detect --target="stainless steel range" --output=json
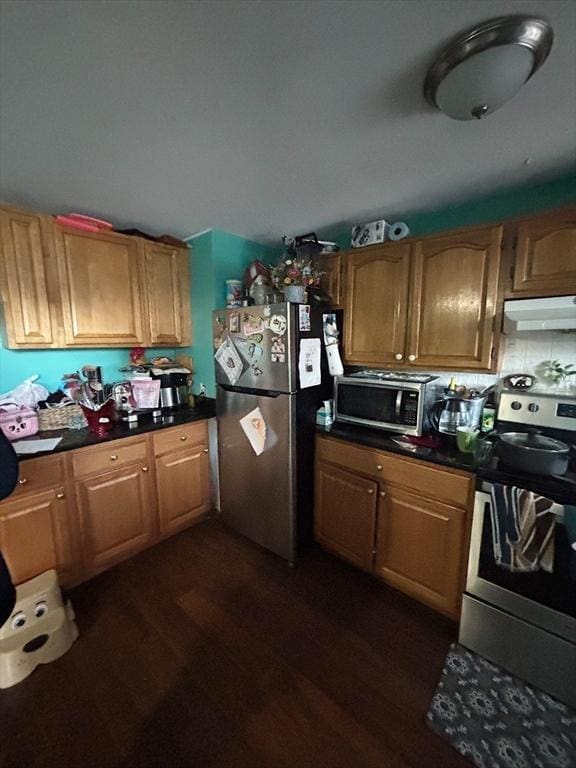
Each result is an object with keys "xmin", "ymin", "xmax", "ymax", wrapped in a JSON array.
[{"xmin": 459, "ymin": 391, "xmax": 576, "ymax": 708}]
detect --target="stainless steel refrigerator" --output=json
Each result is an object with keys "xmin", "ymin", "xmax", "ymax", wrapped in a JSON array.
[{"xmin": 213, "ymin": 302, "xmax": 339, "ymax": 563}]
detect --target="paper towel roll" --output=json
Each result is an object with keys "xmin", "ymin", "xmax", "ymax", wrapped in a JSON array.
[{"xmin": 388, "ymin": 222, "xmax": 410, "ymax": 241}]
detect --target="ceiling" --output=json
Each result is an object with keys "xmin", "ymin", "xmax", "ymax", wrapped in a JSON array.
[{"xmin": 1, "ymin": 0, "xmax": 575, "ymax": 245}]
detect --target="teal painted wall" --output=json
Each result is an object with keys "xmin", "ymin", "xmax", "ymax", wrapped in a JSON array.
[
  {"xmin": 324, "ymin": 169, "xmax": 576, "ymax": 247},
  {"xmin": 0, "ymin": 341, "xmax": 177, "ymax": 395},
  {"xmin": 188, "ymin": 229, "xmax": 278, "ymax": 398}
]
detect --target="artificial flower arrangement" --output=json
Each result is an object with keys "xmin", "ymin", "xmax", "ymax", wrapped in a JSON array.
[
  {"xmin": 271, "ymin": 237, "xmax": 324, "ymax": 288},
  {"xmin": 271, "ymin": 256, "xmax": 324, "ymax": 287}
]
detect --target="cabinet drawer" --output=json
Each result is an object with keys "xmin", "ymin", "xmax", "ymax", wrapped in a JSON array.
[
  {"xmin": 72, "ymin": 437, "xmax": 148, "ymax": 478},
  {"xmin": 152, "ymin": 421, "xmax": 208, "ymax": 457},
  {"xmin": 316, "ymin": 435, "xmax": 472, "ymax": 508},
  {"xmin": 12, "ymin": 454, "xmax": 64, "ymax": 498}
]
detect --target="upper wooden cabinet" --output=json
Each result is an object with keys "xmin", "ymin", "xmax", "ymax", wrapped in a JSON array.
[
  {"xmin": 344, "ymin": 242, "xmax": 412, "ymax": 366},
  {"xmin": 509, "ymin": 209, "xmax": 576, "ymax": 297},
  {"xmin": 342, "ymin": 225, "xmax": 503, "ymax": 371},
  {"xmin": 406, "ymin": 225, "xmax": 503, "ymax": 370},
  {"xmin": 0, "ymin": 207, "xmax": 55, "ymax": 347},
  {"xmin": 144, "ymin": 241, "xmax": 192, "ymax": 346},
  {"xmin": 54, "ymin": 226, "xmax": 147, "ymax": 346},
  {"xmin": 0, "ymin": 204, "xmax": 192, "ymax": 348},
  {"xmin": 317, "ymin": 252, "xmax": 343, "ymax": 307}
]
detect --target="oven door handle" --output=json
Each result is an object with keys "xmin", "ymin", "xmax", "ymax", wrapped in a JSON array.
[{"xmin": 395, "ymin": 390, "xmax": 402, "ymax": 422}]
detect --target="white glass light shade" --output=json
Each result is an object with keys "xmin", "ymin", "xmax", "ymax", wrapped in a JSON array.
[{"xmin": 435, "ymin": 44, "xmax": 534, "ymax": 120}]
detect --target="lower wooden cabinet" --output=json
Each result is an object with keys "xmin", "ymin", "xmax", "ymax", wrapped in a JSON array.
[
  {"xmin": 374, "ymin": 487, "xmax": 469, "ymax": 617},
  {"xmin": 314, "ymin": 435, "xmax": 473, "ymax": 619},
  {"xmin": 0, "ymin": 486, "xmax": 74, "ymax": 585},
  {"xmin": 76, "ymin": 464, "xmax": 154, "ymax": 574},
  {"xmin": 314, "ymin": 462, "xmax": 377, "ymax": 571},
  {"xmin": 0, "ymin": 420, "xmax": 212, "ymax": 587},
  {"xmin": 155, "ymin": 445, "xmax": 210, "ymax": 536}
]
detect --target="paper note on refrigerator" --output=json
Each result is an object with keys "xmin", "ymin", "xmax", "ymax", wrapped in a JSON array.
[
  {"xmin": 239, "ymin": 407, "xmax": 267, "ymax": 456},
  {"xmin": 298, "ymin": 338, "xmax": 321, "ymax": 388},
  {"xmin": 214, "ymin": 336, "xmax": 243, "ymax": 386},
  {"xmin": 322, "ymin": 313, "xmax": 344, "ymax": 376}
]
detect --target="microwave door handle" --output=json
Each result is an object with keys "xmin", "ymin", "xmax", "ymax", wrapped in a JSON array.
[{"xmin": 395, "ymin": 390, "xmax": 402, "ymax": 421}]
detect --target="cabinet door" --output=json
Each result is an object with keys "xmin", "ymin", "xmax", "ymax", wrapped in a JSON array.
[
  {"xmin": 144, "ymin": 242, "xmax": 192, "ymax": 346},
  {"xmin": 512, "ymin": 210, "xmax": 576, "ymax": 297},
  {"xmin": 344, "ymin": 243, "xmax": 411, "ymax": 366},
  {"xmin": 155, "ymin": 445, "xmax": 210, "ymax": 536},
  {"xmin": 407, "ymin": 226, "xmax": 502, "ymax": 370},
  {"xmin": 314, "ymin": 462, "xmax": 377, "ymax": 571},
  {"xmin": 374, "ymin": 487, "xmax": 469, "ymax": 618},
  {"xmin": 54, "ymin": 227, "xmax": 146, "ymax": 346},
  {"xmin": 0, "ymin": 207, "xmax": 54, "ymax": 347},
  {"xmin": 76, "ymin": 464, "xmax": 153, "ymax": 572},
  {"xmin": 317, "ymin": 253, "xmax": 343, "ymax": 307},
  {"xmin": 0, "ymin": 487, "xmax": 73, "ymax": 585}
]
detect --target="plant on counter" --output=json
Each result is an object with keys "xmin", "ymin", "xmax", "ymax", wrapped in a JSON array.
[{"xmin": 542, "ymin": 360, "xmax": 576, "ymax": 385}]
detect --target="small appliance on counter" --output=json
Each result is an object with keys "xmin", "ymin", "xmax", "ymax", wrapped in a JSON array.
[
  {"xmin": 333, "ymin": 370, "xmax": 438, "ymax": 436},
  {"xmin": 428, "ymin": 393, "xmax": 487, "ymax": 436},
  {"xmin": 460, "ymin": 390, "xmax": 576, "ymax": 709},
  {"xmin": 151, "ymin": 368, "xmax": 190, "ymax": 409}
]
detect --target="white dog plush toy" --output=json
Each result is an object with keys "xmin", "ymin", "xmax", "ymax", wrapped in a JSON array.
[{"xmin": 0, "ymin": 569, "xmax": 78, "ymax": 688}]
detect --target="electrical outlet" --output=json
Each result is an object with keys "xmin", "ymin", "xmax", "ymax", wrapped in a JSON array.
[{"xmin": 199, "ymin": 383, "xmax": 206, "ymax": 397}]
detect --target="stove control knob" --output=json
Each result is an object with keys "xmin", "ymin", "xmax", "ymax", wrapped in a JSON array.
[
  {"xmin": 511, "ymin": 401, "xmax": 522, "ymax": 410},
  {"xmin": 528, "ymin": 402, "xmax": 539, "ymax": 413}
]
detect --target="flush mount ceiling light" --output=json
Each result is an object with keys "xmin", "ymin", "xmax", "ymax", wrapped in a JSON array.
[{"xmin": 424, "ymin": 16, "xmax": 553, "ymax": 121}]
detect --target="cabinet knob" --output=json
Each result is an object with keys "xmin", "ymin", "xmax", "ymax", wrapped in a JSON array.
[
  {"xmin": 376, "ymin": 464, "xmax": 383, "ymax": 471},
  {"xmin": 56, "ymin": 493, "xmax": 65, "ymax": 500},
  {"xmin": 379, "ymin": 491, "xmax": 386, "ymax": 498},
  {"xmin": 367, "ymin": 488, "xmax": 374, "ymax": 495},
  {"xmin": 203, "ymin": 448, "xmax": 209, "ymax": 453},
  {"xmin": 141, "ymin": 466, "xmax": 149, "ymax": 472},
  {"xmin": 18, "ymin": 478, "xmax": 28, "ymax": 485},
  {"xmin": 395, "ymin": 353, "xmax": 403, "ymax": 361},
  {"xmin": 110, "ymin": 454, "xmax": 118, "ymax": 461},
  {"xmin": 408, "ymin": 354, "xmax": 416, "ymax": 362},
  {"xmin": 180, "ymin": 435, "xmax": 187, "ymax": 441}
]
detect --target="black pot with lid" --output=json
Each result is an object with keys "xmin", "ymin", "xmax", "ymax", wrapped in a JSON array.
[{"xmin": 495, "ymin": 428, "xmax": 571, "ymax": 476}]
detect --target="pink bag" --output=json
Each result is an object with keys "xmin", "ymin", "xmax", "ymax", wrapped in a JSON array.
[{"xmin": 0, "ymin": 404, "xmax": 39, "ymax": 441}]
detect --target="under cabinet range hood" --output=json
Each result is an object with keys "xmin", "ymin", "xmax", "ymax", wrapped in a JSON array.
[{"xmin": 503, "ymin": 296, "xmax": 576, "ymax": 332}]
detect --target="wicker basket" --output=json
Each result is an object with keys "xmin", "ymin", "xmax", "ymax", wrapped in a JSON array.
[{"xmin": 37, "ymin": 403, "xmax": 88, "ymax": 431}]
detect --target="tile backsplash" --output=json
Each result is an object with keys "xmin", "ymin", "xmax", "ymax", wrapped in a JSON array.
[{"xmin": 413, "ymin": 331, "xmax": 576, "ymax": 394}]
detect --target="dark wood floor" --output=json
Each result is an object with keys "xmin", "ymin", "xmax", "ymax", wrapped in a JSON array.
[{"xmin": 1, "ymin": 520, "xmax": 470, "ymax": 768}]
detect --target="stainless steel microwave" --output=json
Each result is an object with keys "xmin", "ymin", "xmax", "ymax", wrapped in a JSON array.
[{"xmin": 333, "ymin": 371, "xmax": 438, "ymax": 436}]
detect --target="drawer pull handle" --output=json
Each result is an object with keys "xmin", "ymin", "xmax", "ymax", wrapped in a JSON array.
[
  {"xmin": 110, "ymin": 454, "xmax": 118, "ymax": 461},
  {"xmin": 203, "ymin": 448, "xmax": 209, "ymax": 453},
  {"xmin": 56, "ymin": 493, "xmax": 65, "ymax": 500},
  {"xmin": 180, "ymin": 436, "xmax": 188, "ymax": 441},
  {"xmin": 376, "ymin": 464, "xmax": 383, "ymax": 471},
  {"xmin": 408, "ymin": 354, "xmax": 416, "ymax": 362},
  {"xmin": 18, "ymin": 478, "xmax": 28, "ymax": 485},
  {"xmin": 141, "ymin": 466, "xmax": 149, "ymax": 472},
  {"xmin": 367, "ymin": 488, "xmax": 374, "ymax": 495},
  {"xmin": 379, "ymin": 491, "xmax": 386, "ymax": 498}
]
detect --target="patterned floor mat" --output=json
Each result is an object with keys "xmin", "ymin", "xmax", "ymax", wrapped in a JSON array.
[{"xmin": 427, "ymin": 643, "xmax": 576, "ymax": 768}]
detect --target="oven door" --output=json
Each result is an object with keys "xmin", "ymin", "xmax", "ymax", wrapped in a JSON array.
[
  {"xmin": 466, "ymin": 482, "xmax": 576, "ymax": 643},
  {"xmin": 334, "ymin": 380, "xmax": 421, "ymax": 435}
]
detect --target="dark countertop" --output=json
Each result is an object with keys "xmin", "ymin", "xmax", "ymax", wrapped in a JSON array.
[
  {"xmin": 17, "ymin": 399, "xmax": 215, "ymax": 462},
  {"xmin": 316, "ymin": 422, "xmax": 576, "ymax": 504},
  {"xmin": 316, "ymin": 422, "xmax": 477, "ymax": 474}
]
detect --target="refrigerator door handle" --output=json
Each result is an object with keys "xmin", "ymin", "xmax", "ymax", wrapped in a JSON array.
[{"xmin": 218, "ymin": 384, "xmax": 283, "ymax": 398}]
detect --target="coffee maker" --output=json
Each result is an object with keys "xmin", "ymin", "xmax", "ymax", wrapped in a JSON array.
[
  {"xmin": 428, "ymin": 395, "xmax": 487, "ymax": 436},
  {"xmin": 151, "ymin": 369, "xmax": 190, "ymax": 409}
]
